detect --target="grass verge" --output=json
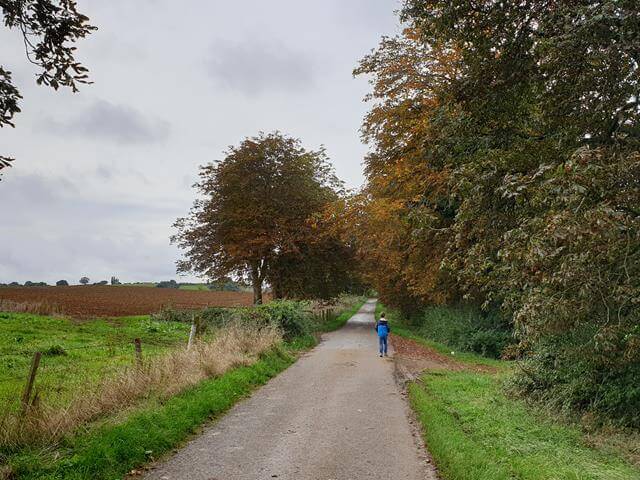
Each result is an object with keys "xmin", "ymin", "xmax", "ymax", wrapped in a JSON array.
[
  {"xmin": 410, "ymin": 371, "xmax": 639, "ymax": 480},
  {"xmin": 379, "ymin": 303, "xmax": 640, "ymax": 480},
  {"xmin": 8, "ymin": 348, "xmax": 294, "ymax": 480},
  {"xmin": 317, "ymin": 299, "xmax": 366, "ymax": 333},
  {"xmin": 1, "ymin": 325, "xmax": 279, "ymax": 451}
]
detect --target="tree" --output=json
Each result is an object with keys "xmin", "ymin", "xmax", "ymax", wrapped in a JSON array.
[
  {"xmin": 156, "ymin": 280, "xmax": 179, "ymax": 289},
  {"xmin": 79, "ymin": 276, "xmax": 89, "ymax": 285},
  {"xmin": 1, "ymin": 0, "xmax": 96, "ymax": 178},
  {"xmin": 268, "ymin": 205, "xmax": 364, "ymax": 300},
  {"xmin": 110, "ymin": 276, "xmax": 121, "ymax": 285},
  {"xmin": 56, "ymin": 279, "xmax": 69, "ymax": 286},
  {"xmin": 355, "ymin": 0, "xmax": 640, "ymax": 424},
  {"xmin": 172, "ymin": 132, "xmax": 345, "ymax": 304}
]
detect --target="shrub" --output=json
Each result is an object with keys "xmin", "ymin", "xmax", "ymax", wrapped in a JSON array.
[
  {"xmin": 255, "ymin": 300, "xmax": 312, "ymax": 340},
  {"xmin": 150, "ymin": 305, "xmax": 195, "ymax": 323},
  {"xmin": 43, "ymin": 344, "xmax": 67, "ymax": 356},
  {"xmin": 412, "ymin": 305, "xmax": 515, "ymax": 359},
  {"xmin": 55, "ymin": 280, "xmax": 69, "ymax": 286},
  {"xmin": 156, "ymin": 280, "xmax": 179, "ymax": 289},
  {"xmin": 222, "ymin": 281, "xmax": 241, "ymax": 292},
  {"xmin": 509, "ymin": 328, "xmax": 640, "ymax": 428},
  {"xmin": 151, "ymin": 300, "xmax": 312, "ymax": 340}
]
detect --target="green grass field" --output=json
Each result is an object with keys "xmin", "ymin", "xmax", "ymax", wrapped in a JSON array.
[
  {"xmin": 378, "ymin": 304, "xmax": 640, "ymax": 479},
  {"xmin": 411, "ymin": 371, "xmax": 639, "ymax": 480},
  {"xmin": 0, "ymin": 312, "xmax": 190, "ymax": 409},
  {"xmin": 177, "ymin": 284, "xmax": 209, "ymax": 291}
]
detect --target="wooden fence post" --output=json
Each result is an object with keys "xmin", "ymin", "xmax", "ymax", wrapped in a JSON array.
[
  {"xmin": 133, "ymin": 338, "xmax": 143, "ymax": 367},
  {"xmin": 187, "ymin": 315, "xmax": 197, "ymax": 350},
  {"xmin": 21, "ymin": 351, "xmax": 41, "ymax": 415}
]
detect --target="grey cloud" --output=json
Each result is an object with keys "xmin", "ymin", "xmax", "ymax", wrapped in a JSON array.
[
  {"xmin": 206, "ymin": 40, "xmax": 314, "ymax": 96},
  {"xmin": 96, "ymin": 165, "xmax": 113, "ymax": 180},
  {"xmin": 39, "ymin": 100, "xmax": 170, "ymax": 144},
  {"xmin": 3, "ymin": 0, "xmax": 399, "ymax": 285}
]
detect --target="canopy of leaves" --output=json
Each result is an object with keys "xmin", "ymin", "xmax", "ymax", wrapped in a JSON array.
[
  {"xmin": 354, "ymin": 0, "xmax": 640, "ymax": 425},
  {"xmin": 173, "ymin": 132, "xmax": 356, "ymax": 302},
  {"xmin": 1, "ymin": 0, "xmax": 95, "ymax": 176}
]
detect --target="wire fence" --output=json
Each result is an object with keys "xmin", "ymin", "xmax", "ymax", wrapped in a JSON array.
[
  {"xmin": 0, "ymin": 338, "xmax": 180, "ymax": 385},
  {"xmin": 0, "ymin": 305, "xmax": 340, "ymax": 402}
]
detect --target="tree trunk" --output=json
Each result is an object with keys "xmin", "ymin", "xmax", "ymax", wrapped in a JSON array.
[
  {"xmin": 273, "ymin": 278, "xmax": 283, "ymax": 299},
  {"xmin": 251, "ymin": 264, "xmax": 263, "ymax": 305}
]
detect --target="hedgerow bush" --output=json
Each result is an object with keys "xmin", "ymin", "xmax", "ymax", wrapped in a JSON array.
[
  {"xmin": 152, "ymin": 300, "xmax": 312, "ymax": 340},
  {"xmin": 255, "ymin": 301, "xmax": 312, "ymax": 339},
  {"xmin": 509, "ymin": 328, "xmax": 640, "ymax": 428},
  {"xmin": 410, "ymin": 305, "xmax": 514, "ymax": 359}
]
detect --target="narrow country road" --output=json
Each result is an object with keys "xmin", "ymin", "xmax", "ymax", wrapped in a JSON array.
[{"xmin": 143, "ymin": 300, "xmax": 438, "ymax": 480}]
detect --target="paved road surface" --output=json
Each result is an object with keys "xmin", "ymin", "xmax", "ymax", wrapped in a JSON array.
[{"xmin": 143, "ymin": 300, "xmax": 437, "ymax": 480}]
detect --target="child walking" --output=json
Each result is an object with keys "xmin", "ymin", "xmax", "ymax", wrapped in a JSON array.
[{"xmin": 375, "ymin": 312, "xmax": 390, "ymax": 357}]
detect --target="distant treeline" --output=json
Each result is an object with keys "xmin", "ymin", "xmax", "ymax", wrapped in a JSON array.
[{"xmin": 0, "ymin": 279, "xmax": 248, "ymax": 291}]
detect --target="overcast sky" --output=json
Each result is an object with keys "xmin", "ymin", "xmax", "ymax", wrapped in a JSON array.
[{"xmin": 0, "ymin": 0, "xmax": 401, "ymax": 284}]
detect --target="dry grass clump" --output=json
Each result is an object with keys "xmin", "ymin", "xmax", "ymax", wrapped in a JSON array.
[
  {"xmin": 0, "ymin": 323, "xmax": 281, "ymax": 450},
  {"xmin": 0, "ymin": 300, "xmax": 63, "ymax": 316}
]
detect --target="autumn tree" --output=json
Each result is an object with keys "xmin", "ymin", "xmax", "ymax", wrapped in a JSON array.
[
  {"xmin": 269, "ymin": 204, "xmax": 365, "ymax": 299},
  {"xmin": 172, "ymin": 132, "xmax": 349, "ymax": 304},
  {"xmin": 356, "ymin": 0, "xmax": 640, "ymax": 424},
  {"xmin": 1, "ymin": 0, "xmax": 96, "ymax": 177}
]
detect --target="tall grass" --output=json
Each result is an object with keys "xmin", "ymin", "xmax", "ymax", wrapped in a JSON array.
[
  {"xmin": 8, "ymin": 350, "xmax": 294, "ymax": 480},
  {"xmin": 0, "ymin": 323, "xmax": 281, "ymax": 451},
  {"xmin": 0, "ymin": 300, "xmax": 62, "ymax": 316}
]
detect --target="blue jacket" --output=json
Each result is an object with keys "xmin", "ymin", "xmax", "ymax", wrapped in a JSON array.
[{"xmin": 375, "ymin": 319, "xmax": 390, "ymax": 337}]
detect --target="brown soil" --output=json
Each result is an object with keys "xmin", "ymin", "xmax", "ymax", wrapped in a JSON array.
[
  {"xmin": 0, "ymin": 286, "xmax": 256, "ymax": 317},
  {"xmin": 391, "ymin": 334, "xmax": 497, "ymax": 383}
]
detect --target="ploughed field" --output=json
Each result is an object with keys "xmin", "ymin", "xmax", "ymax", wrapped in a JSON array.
[{"xmin": 0, "ymin": 286, "xmax": 255, "ymax": 317}]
